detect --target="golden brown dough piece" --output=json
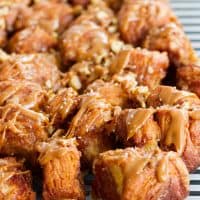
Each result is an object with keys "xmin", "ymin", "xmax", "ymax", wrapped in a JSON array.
[
  {"xmin": 36, "ymin": 138, "xmax": 85, "ymax": 200},
  {"xmin": 93, "ymin": 148, "xmax": 189, "ymax": 200},
  {"xmin": 59, "ymin": 1, "xmax": 126, "ymax": 67},
  {"xmin": 143, "ymin": 23, "xmax": 198, "ymax": 67},
  {"xmin": 113, "ymin": 108, "xmax": 160, "ymax": 147},
  {"xmin": 110, "ymin": 48, "xmax": 169, "ymax": 89},
  {"xmin": 0, "ymin": 0, "xmax": 30, "ymax": 47},
  {"xmin": 86, "ymin": 78, "xmax": 150, "ymax": 109},
  {"xmin": 15, "ymin": 1, "xmax": 74, "ymax": 34},
  {"xmin": 0, "ymin": 157, "xmax": 35, "ymax": 200},
  {"xmin": 62, "ymin": 61, "xmax": 108, "ymax": 91},
  {"xmin": 177, "ymin": 64, "xmax": 200, "ymax": 98},
  {"xmin": 0, "ymin": 103, "xmax": 48, "ymax": 159},
  {"xmin": 0, "ymin": 0, "xmax": 30, "ymax": 31},
  {"xmin": 59, "ymin": 20, "xmax": 110, "ymax": 65},
  {"xmin": 156, "ymin": 108, "xmax": 200, "ymax": 171},
  {"xmin": 0, "ymin": 53, "xmax": 61, "ymax": 90},
  {"xmin": 85, "ymin": 80, "xmax": 131, "ymax": 108},
  {"xmin": 146, "ymin": 85, "xmax": 200, "ymax": 171},
  {"xmin": 118, "ymin": 0, "xmax": 177, "ymax": 46},
  {"xmin": 66, "ymin": 94, "xmax": 115, "ymax": 166},
  {"xmin": 7, "ymin": 26, "xmax": 57, "ymax": 54},
  {"xmin": 45, "ymin": 87, "xmax": 79, "ymax": 128},
  {"xmin": 0, "ymin": 80, "xmax": 47, "ymax": 110},
  {"xmin": 0, "ymin": 30, "xmax": 7, "ymax": 48},
  {"xmin": 147, "ymin": 85, "xmax": 200, "ymax": 108},
  {"xmin": 74, "ymin": 1, "xmax": 116, "ymax": 31}
]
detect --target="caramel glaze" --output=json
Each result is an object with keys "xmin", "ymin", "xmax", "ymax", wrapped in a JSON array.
[
  {"xmin": 157, "ymin": 108, "xmax": 188, "ymax": 154},
  {"xmin": 126, "ymin": 151, "xmax": 181, "ymax": 183},
  {"xmin": 189, "ymin": 109, "xmax": 200, "ymax": 120},
  {"xmin": 95, "ymin": 148, "xmax": 189, "ymax": 192},
  {"xmin": 147, "ymin": 85, "xmax": 199, "ymax": 107},
  {"xmin": 159, "ymin": 86, "xmax": 195, "ymax": 105},
  {"xmin": 110, "ymin": 50, "xmax": 131, "ymax": 75},
  {"xmin": 122, "ymin": 104, "xmax": 200, "ymax": 171},
  {"xmin": 37, "ymin": 138, "xmax": 78, "ymax": 165},
  {"xmin": 126, "ymin": 108, "xmax": 155, "ymax": 139}
]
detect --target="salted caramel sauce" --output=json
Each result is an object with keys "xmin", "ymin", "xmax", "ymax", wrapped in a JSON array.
[
  {"xmin": 0, "ymin": 84, "xmax": 21, "ymax": 105},
  {"xmin": 67, "ymin": 95, "xmax": 111, "ymax": 137},
  {"xmin": 101, "ymin": 148, "xmax": 182, "ymax": 195},
  {"xmin": 126, "ymin": 108, "xmax": 155, "ymax": 139},
  {"xmin": 37, "ymin": 138, "xmax": 78, "ymax": 165},
  {"xmin": 156, "ymin": 154, "xmax": 169, "ymax": 182},
  {"xmin": 158, "ymin": 86, "xmax": 196, "ymax": 105},
  {"xmin": 110, "ymin": 50, "xmax": 131, "ymax": 74},
  {"xmin": 107, "ymin": 148, "xmax": 151, "ymax": 195},
  {"xmin": 189, "ymin": 109, "xmax": 200, "ymax": 120},
  {"xmin": 124, "ymin": 150, "xmax": 171, "ymax": 183},
  {"xmin": 162, "ymin": 108, "xmax": 188, "ymax": 154},
  {"xmin": 124, "ymin": 154, "xmax": 150, "ymax": 176},
  {"xmin": 0, "ymin": 81, "xmax": 46, "ymax": 110},
  {"xmin": 126, "ymin": 151, "xmax": 180, "ymax": 183}
]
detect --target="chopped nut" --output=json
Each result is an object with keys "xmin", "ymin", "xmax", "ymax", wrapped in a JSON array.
[
  {"xmin": 69, "ymin": 75, "xmax": 82, "ymax": 90},
  {"xmin": 111, "ymin": 40, "xmax": 124, "ymax": 53},
  {"xmin": 96, "ymin": 11, "xmax": 108, "ymax": 20}
]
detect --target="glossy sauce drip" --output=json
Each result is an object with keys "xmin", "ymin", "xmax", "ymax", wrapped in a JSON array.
[
  {"xmin": 124, "ymin": 152, "xmax": 151, "ymax": 192},
  {"xmin": 0, "ymin": 171, "xmax": 16, "ymax": 195},
  {"xmin": 67, "ymin": 96, "xmax": 110, "ymax": 137},
  {"xmin": 156, "ymin": 155, "xmax": 169, "ymax": 182},
  {"xmin": 110, "ymin": 50, "xmax": 131, "ymax": 74},
  {"xmin": 125, "ymin": 155, "xmax": 150, "ymax": 176},
  {"xmin": 38, "ymin": 149, "xmax": 68, "ymax": 165},
  {"xmin": 67, "ymin": 97, "xmax": 94, "ymax": 136},
  {"xmin": 158, "ymin": 86, "xmax": 196, "ymax": 105},
  {"xmin": 0, "ymin": 84, "xmax": 21, "ymax": 105},
  {"xmin": 106, "ymin": 148, "xmax": 151, "ymax": 195},
  {"xmin": 164, "ymin": 109, "xmax": 188, "ymax": 154},
  {"xmin": 110, "ymin": 165, "xmax": 124, "ymax": 195},
  {"xmin": 38, "ymin": 138, "xmax": 77, "ymax": 165},
  {"xmin": 0, "ymin": 159, "xmax": 28, "ymax": 196},
  {"xmin": 126, "ymin": 108, "xmax": 154, "ymax": 139},
  {"xmin": 97, "ymin": 83, "xmax": 127, "ymax": 107},
  {"xmin": 0, "ymin": 81, "xmax": 45, "ymax": 110},
  {"xmin": 189, "ymin": 110, "xmax": 200, "ymax": 120}
]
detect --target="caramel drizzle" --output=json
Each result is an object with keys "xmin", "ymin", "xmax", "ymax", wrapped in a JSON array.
[
  {"xmin": 67, "ymin": 96, "xmax": 110, "ymax": 137},
  {"xmin": 189, "ymin": 109, "xmax": 200, "ymax": 120},
  {"xmin": 124, "ymin": 151, "xmax": 170, "ymax": 183},
  {"xmin": 158, "ymin": 86, "xmax": 196, "ymax": 105},
  {"xmin": 109, "ymin": 150, "xmax": 151, "ymax": 195},
  {"xmin": 156, "ymin": 155, "xmax": 169, "ymax": 182},
  {"xmin": 0, "ymin": 81, "xmax": 44, "ymax": 109},
  {"xmin": 126, "ymin": 108, "xmax": 154, "ymax": 139},
  {"xmin": 0, "ymin": 104, "xmax": 48, "ymax": 148},
  {"xmin": 0, "ymin": 159, "xmax": 30, "ymax": 196},
  {"xmin": 37, "ymin": 138, "xmax": 77, "ymax": 165},
  {"xmin": 110, "ymin": 50, "xmax": 131, "ymax": 74},
  {"xmin": 0, "ymin": 84, "xmax": 21, "ymax": 105},
  {"xmin": 164, "ymin": 109, "xmax": 188, "ymax": 154},
  {"xmin": 125, "ymin": 155, "xmax": 150, "ymax": 176}
]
